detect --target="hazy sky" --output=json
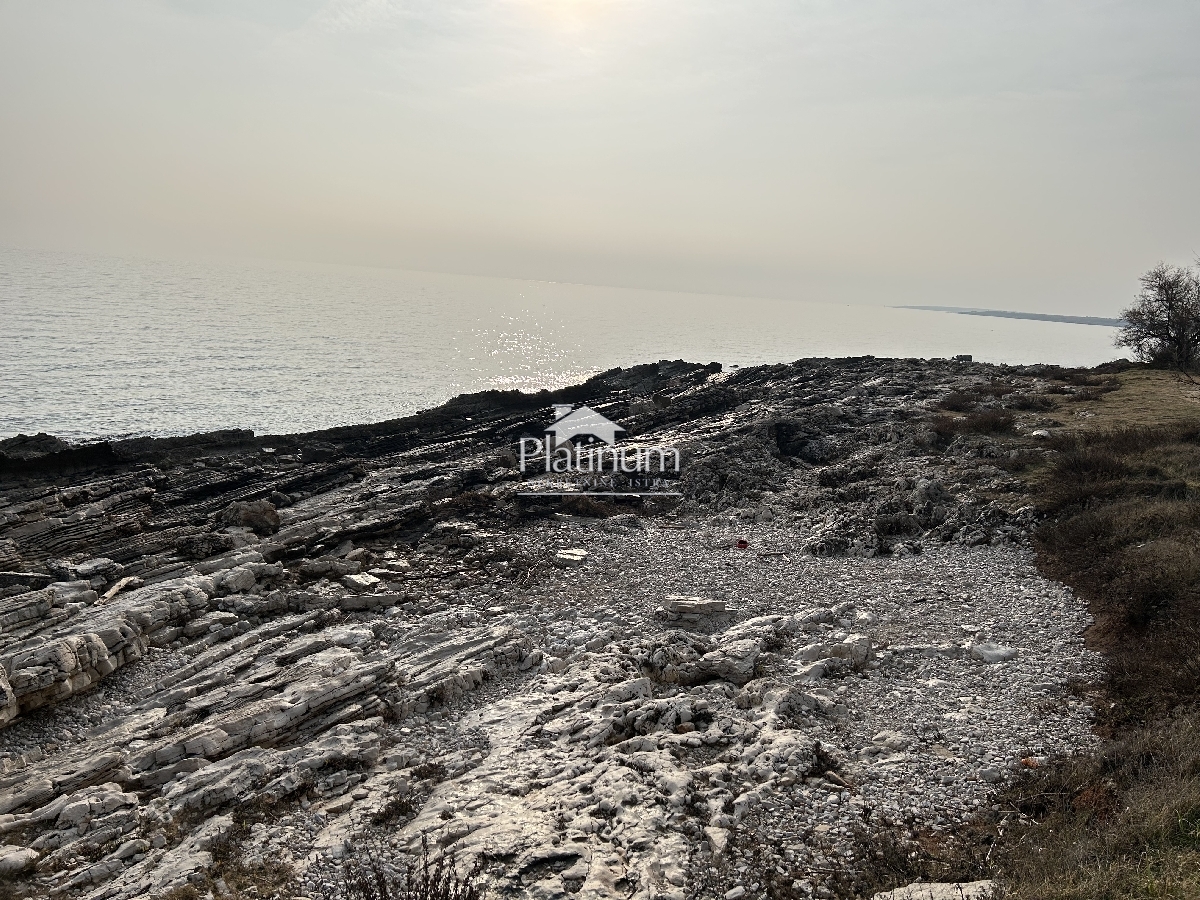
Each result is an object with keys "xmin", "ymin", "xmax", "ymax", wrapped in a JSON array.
[{"xmin": 1, "ymin": 1, "xmax": 1198, "ymax": 313}]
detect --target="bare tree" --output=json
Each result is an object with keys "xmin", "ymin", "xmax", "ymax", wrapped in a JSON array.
[{"xmin": 1116, "ymin": 261, "xmax": 1200, "ymax": 372}]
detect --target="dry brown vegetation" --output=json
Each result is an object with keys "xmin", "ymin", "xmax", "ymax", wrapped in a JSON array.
[
  {"xmin": 1033, "ymin": 422, "xmax": 1200, "ymax": 728},
  {"xmin": 990, "ymin": 370, "xmax": 1200, "ymax": 899},
  {"xmin": 159, "ymin": 805, "xmax": 298, "ymax": 900},
  {"xmin": 335, "ymin": 837, "xmax": 484, "ymax": 900},
  {"xmin": 996, "ymin": 715, "xmax": 1200, "ymax": 900},
  {"xmin": 931, "ymin": 409, "xmax": 1016, "ymax": 440},
  {"xmin": 1046, "ymin": 369, "xmax": 1200, "ymax": 432}
]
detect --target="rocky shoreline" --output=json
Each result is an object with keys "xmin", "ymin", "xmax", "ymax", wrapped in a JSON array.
[{"xmin": 0, "ymin": 358, "xmax": 1107, "ymax": 899}]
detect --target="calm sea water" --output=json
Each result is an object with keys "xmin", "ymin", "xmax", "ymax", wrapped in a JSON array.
[{"xmin": 0, "ymin": 248, "xmax": 1125, "ymax": 441}]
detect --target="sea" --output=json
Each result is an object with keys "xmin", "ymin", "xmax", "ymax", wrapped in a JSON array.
[{"xmin": 0, "ymin": 247, "xmax": 1126, "ymax": 442}]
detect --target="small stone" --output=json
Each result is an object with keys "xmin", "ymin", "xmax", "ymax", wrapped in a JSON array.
[
  {"xmin": 114, "ymin": 838, "xmax": 150, "ymax": 859},
  {"xmin": 76, "ymin": 558, "xmax": 121, "ymax": 579},
  {"xmin": 342, "ymin": 573, "xmax": 381, "ymax": 591},
  {"xmin": 663, "ymin": 596, "xmax": 726, "ymax": 617},
  {"xmin": 795, "ymin": 661, "xmax": 827, "ymax": 682},
  {"xmin": 872, "ymin": 730, "xmax": 910, "ymax": 751},
  {"xmin": 836, "ymin": 633, "xmax": 872, "ymax": 666},
  {"xmin": 554, "ymin": 549, "xmax": 589, "ymax": 567},
  {"xmin": 970, "ymin": 643, "xmax": 1019, "ymax": 663}
]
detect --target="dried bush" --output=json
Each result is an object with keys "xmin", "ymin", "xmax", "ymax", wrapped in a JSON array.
[
  {"xmin": 963, "ymin": 410, "xmax": 1015, "ymax": 433},
  {"xmin": 335, "ymin": 837, "xmax": 485, "ymax": 900},
  {"xmin": 1052, "ymin": 448, "xmax": 1130, "ymax": 481},
  {"xmin": 157, "ymin": 817, "xmax": 296, "ymax": 900},
  {"xmin": 930, "ymin": 410, "xmax": 1015, "ymax": 439},
  {"xmin": 874, "ymin": 512, "xmax": 920, "ymax": 537},
  {"xmin": 996, "ymin": 418, "xmax": 1200, "ymax": 898},
  {"xmin": 938, "ymin": 391, "xmax": 978, "ymax": 412},
  {"xmin": 998, "ymin": 713, "xmax": 1200, "ymax": 900},
  {"xmin": 441, "ymin": 491, "xmax": 496, "ymax": 516},
  {"xmin": 1005, "ymin": 394, "xmax": 1056, "ymax": 411},
  {"xmin": 691, "ymin": 805, "xmax": 988, "ymax": 900},
  {"xmin": 1033, "ymin": 424, "xmax": 1200, "ymax": 723},
  {"xmin": 977, "ymin": 380, "xmax": 1019, "ymax": 398},
  {"xmin": 371, "ymin": 793, "xmax": 417, "ymax": 826},
  {"xmin": 929, "ymin": 416, "xmax": 960, "ymax": 441}
]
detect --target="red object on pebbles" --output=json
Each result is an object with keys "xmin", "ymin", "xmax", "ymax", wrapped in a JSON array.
[{"xmin": 735, "ymin": 539, "xmax": 749, "ymax": 550}]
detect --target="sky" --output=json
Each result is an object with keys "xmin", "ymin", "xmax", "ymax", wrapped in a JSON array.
[{"xmin": 1, "ymin": 0, "xmax": 1198, "ymax": 314}]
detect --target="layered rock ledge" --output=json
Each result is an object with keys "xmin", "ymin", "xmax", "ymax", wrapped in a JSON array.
[{"xmin": 0, "ymin": 358, "xmax": 1104, "ymax": 899}]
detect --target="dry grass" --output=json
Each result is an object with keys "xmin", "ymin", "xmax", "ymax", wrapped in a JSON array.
[
  {"xmin": 1049, "ymin": 370, "xmax": 1200, "ymax": 432},
  {"xmin": 931, "ymin": 409, "xmax": 1016, "ymax": 440},
  {"xmin": 997, "ymin": 714, "xmax": 1200, "ymax": 900},
  {"xmin": 989, "ymin": 368, "xmax": 1200, "ymax": 443},
  {"xmin": 992, "ymin": 368, "xmax": 1200, "ymax": 898},
  {"xmin": 860, "ymin": 365, "xmax": 1200, "ymax": 898},
  {"xmin": 1030, "ymin": 423, "xmax": 1200, "ymax": 726}
]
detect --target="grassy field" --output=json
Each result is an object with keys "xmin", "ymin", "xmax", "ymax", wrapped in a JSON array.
[
  {"xmin": 989, "ymin": 366, "xmax": 1200, "ymax": 900},
  {"xmin": 1045, "ymin": 369, "xmax": 1200, "ymax": 432}
]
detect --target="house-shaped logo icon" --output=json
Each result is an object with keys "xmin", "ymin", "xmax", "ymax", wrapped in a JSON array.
[{"xmin": 546, "ymin": 404, "xmax": 626, "ymax": 448}]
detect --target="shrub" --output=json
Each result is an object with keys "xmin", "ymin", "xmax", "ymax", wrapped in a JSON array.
[
  {"xmin": 997, "ymin": 417, "xmax": 1200, "ymax": 899},
  {"xmin": 930, "ymin": 416, "xmax": 960, "ymax": 441},
  {"xmin": 874, "ymin": 512, "xmax": 920, "ymax": 537},
  {"xmin": 929, "ymin": 410, "xmax": 1014, "ymax": 441},
  {"xmin": 1006, "ymin": 394, "xmax": 1056, "ymax": 411},
  {"xmin": 371, "ymin": 794, "xmax": 417, "ymax": 826},
  {"xmin": 441, "ymin": 491, "xmax": 495, "ymax": 516},
  {"xmin": 938, "ymin": 391, "xmax": 977, "ymax": 412},
  {"xmin": 559, "ymin": 495, "xmax": 619, "ymax": 517},
  {"xmin": 997, "ymin": 713, "xmax": 1200, "ymax": 900},
  {"xmin": 978, "ymin": 379, "xmax": 1018, "ymax": 398},
  {"xmin": 1032, "ymin": 423, "xmax": 1200, "ymax": 725},
  {"xmin": 962, "ymin": 409, "xmax": 1014, "ymax": 433},
  {"xmin": 1052, "ymin": 448, "xmax": 1130, "ymax": 481},
  {"xmin": 1064, "ymin": 372, "xmax": 1105, "ymax": 386}
]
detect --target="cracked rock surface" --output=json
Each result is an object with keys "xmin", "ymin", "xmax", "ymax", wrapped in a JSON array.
[{"xmin": 0, "ymin": 358, "xmax": 1102, "ymax": 898}]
